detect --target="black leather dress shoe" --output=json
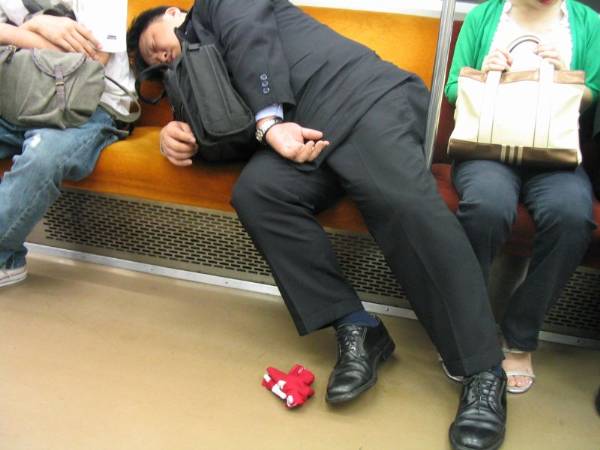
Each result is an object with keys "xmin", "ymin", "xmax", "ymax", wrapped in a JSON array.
[
  {"xmin": 326, "ymin": 318, "xmax": 395, "ymax": 404},
  {"xmin": 449, "ymin": 370, "xmax": 507, "ymax": 450}
]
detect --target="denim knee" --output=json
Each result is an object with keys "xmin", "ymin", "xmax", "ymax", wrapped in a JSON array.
[
  {"xmin": 533, "ymin": 199, "xmax": 595, "ymax": 246},
  {"xmin": 458, "ymin": 196, "xmax": 516, "ymax": 238},
  {"xmin": 12, "ymin": 140, "xmax": 65, "ymax": 186},
  {"xmin": 453, "ymin": 161, "xmax": 519, "ymax": 238}
]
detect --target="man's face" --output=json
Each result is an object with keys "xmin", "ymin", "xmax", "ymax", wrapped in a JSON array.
[{"xmin": 139, "ymin": 8, "xmax": 185, "ymax": 66}]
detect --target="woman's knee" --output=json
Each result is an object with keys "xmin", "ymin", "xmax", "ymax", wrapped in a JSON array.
[
  {"xmin": 457, "ymin": 192, "xmax": 517, "ymax": 237},
  {"xmin": 535, "ymin": 198, "xmax": 595, "ymax": 242},
  {"xmin": 454, "ymin": 161, "xmax": 519, "ymax": 227}
]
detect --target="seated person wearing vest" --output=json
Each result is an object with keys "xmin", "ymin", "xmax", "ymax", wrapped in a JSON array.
[
  {"xmin": 0, "ymin": 0, "xmax": 135, "ymax": 288},
  {"xmin": 128, "ymin": 2, "xmax": 509, "ymax": 449}
]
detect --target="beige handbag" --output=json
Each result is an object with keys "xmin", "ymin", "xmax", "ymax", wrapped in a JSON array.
[{"xmin": 448, "ymin": 35, "xmax": 585, "ymax": 169}]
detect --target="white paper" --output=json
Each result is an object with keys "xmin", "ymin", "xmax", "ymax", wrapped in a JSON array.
[{"xmin": 72, "ymin": 0, "xmax": 128, "ymax": 53}]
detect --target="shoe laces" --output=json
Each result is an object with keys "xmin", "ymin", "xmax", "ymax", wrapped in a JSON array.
[
  {"xmin": 467, "ymin": 373, "xmax": 500, "ymax": 412},
  {"xmin": 337, "ymin": 326, "xmax": 363, "ymax": 355}
]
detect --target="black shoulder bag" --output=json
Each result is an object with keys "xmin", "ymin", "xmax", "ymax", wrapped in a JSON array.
[{"xmin": 136, "ymin": 9, "xmax": 255, "ymax": 162}]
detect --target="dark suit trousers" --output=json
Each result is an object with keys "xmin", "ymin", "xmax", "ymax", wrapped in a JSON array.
[{"xmin": 231, "ymin": 81, "xmax": 503, "ymax": 376}]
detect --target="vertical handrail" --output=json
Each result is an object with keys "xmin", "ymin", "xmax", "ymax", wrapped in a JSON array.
[{"xmin": 424, "ymin": 0, "xmax": 457, "ymax": 168}]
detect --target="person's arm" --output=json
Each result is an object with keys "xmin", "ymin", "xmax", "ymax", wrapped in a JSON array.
[
  {"xmin": 0, "ymin": 20, "xmax": 110, "ymax": 65},
  {"xmin": 580, "ymin": 13, "xmax": 600, "ymax": 109},
  {"xmin": 0, "ymin": 22, "xmax": 59, "ymax": 49},
  {"xmin": 198, "ymin": 0, "xmax": 327, "ymax": 163},
  {"xmin": 444, "ymin": 12, "xmax": 481, "ymax": 105},
  {"xmin": 21, "ymin": 14, "xmax": 101, "ymax": 59},
  {"xmin": 197, "ymin": 0, "xmax": 295, "ymax": 114}
]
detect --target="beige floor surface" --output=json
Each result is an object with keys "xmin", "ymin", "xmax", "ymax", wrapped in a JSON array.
[{"xmin": 0, "ymin": 253, "xmax": 599, "ymax": 450}]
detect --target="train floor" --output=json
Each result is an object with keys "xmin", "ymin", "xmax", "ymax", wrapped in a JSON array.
[{"xmin": 1, "ymin": 252, "xmax": 599, "ymax": 450}]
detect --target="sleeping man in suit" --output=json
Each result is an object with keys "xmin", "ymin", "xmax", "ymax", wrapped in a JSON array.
[{"xmin": 128, "ymin": 2, "xmax": 508, "ymax": 449}]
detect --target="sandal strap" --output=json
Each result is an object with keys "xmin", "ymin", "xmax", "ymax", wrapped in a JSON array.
[
  {"xmin": 502, "ymin": 346, "xmax": 527, "ymax": 354},
  {"xmin": 505, "ymin": 370, "xmax": 536, "ymax": 379}
]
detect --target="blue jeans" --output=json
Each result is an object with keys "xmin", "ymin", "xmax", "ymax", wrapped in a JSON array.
[
  {"xmin": 452, "ymin": 160, "xmax": 596, "ymax": 350},
  {"xmin": 0, "ymin": 108, "xmax": 121, "ymax": 269}
]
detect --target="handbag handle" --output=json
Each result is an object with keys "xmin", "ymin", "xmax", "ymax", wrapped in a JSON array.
[
  {"xmin": 478, "ymin": 71, "xmax": 501, "ymax": 143},
  {"xmin": 478, "ymin": 34, "xmax": 547, "ymax": 145},
  {"xmin": 533, "ymin": 61, "xmax": 555, "ymax": 148},
  {"xmin": 507, "ymin": 34, "xmax": 541, "ymax": 53}
]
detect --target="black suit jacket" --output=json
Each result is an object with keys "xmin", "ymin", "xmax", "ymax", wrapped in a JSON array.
[{"xmin": 186, "ymin": 0, "xmax": 422, "ymax": 168}]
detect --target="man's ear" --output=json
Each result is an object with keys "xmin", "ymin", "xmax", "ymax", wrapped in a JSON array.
[
  {"xmin": 165, "ymin": 7, "xmax": 182, "ymax": 19},
  {"xmin": 165, "ymin": 7, "xmax": 186, "ymax": 26}
]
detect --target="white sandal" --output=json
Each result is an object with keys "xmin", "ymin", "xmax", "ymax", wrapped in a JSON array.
[
  {"xmin": 438, "ymin": 354, "xmax": 464, "ymax": 383},
  {"xmin": 502, "ymin": 346, "xmax": 536, "ymax": 394}
]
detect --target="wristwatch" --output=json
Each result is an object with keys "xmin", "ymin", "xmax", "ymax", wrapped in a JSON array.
[{"xmin": 255, "ymin": 117, "xmax": 283, "ymax": 143}]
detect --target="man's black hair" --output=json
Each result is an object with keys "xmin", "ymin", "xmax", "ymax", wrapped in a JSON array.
[{"xmin": 127, "ymin": 6, "xmax": 170, "ymax": 75}]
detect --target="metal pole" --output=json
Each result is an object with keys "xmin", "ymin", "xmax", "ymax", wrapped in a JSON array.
[{"xmin": 424, "ymin": 0, "xmax": 457, "ymax": 168}]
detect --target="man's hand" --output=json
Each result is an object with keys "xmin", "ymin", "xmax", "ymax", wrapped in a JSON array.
[
  {"xmin": 264, "ymin": 121, "xmax": 329, "ymax": 163},
  {"xmin": 482, "ymin": 48, "xmax": 513, "ymax": 73},
  {"xmin": 159, "ymin": 121, "xmax": 199, "ymax": 167},
  {"xmin": 22, "ymin": 15, "xmax": 101, "ymax": 59}
]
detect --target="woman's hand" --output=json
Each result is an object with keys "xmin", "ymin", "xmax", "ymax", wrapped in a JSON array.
[
  {"xmin": 535, "ymin": 44, "xmax": 567, "ymax": 71},
  {"xmin": 482, "ymin": 48, "xmax": 513, "ymax": 72}
]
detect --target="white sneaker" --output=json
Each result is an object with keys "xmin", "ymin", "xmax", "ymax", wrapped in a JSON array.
[{"xmin": 0, "ymin": 264, "xmax": 27, "ymax": 288}]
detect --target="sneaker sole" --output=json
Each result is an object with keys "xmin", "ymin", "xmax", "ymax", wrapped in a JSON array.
[
  {"xmin": 0, "ymin": 271, "xmax": 27, "ymax": 288},
  {"xmin": 326, "ymin": 338, "xmax": 396, "ymax": 404}
]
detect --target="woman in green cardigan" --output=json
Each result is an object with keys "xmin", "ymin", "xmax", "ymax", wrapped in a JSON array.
[{"xmin": 444, "ymin": 0, "xmax": 599, "ymax": 395}]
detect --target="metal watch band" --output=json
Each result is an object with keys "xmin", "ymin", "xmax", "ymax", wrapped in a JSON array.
[{"xmin": 255, "ymin": 117, "xmax": 283, "ymax": 143}]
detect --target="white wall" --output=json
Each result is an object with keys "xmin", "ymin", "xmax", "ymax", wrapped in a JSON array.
[{"xmin": 291, "ymin": 0, "xmax": 477, "ymax": 18}]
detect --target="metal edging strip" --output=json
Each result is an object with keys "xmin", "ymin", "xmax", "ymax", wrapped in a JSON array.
[
  {"xmin": 25, "ymin": 243, "xmax": 599, "ymax": 349},
  {"xmin": 424, "ymin": 0, "xmax": 457, "ymax": 168}
]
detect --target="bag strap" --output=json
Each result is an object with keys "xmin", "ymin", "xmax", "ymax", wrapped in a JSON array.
[
  {"xmin": 135, "ymin": 64, "xmax": 169, "ymax": 105},
  {"xmin": 22, "ymin": 0, "xmax": 51, "ymax": 13},
  {"xmin": 507, "ymin": 34, "xmax": 541, "ymax": 53},
  {"xmin": 23, "ymin": 0, "xmax": 75, "ymax": 20},
  {"xmin": 478, "ymin": 34, "xmax": 543, "ymax": 144},
  {"xmin": 176, "ymin": 4, "xmax": 216, "ymax": 46},
  {"xmin": 478, "ymin": 71, "xmax": 501, "ymax": 144},
  {"xmin": 533, "ymin": 61, "xmax": 554, "ymax": 149},
  {"xmin": 508, "ymin": 35, "xmax": 553, "ymax": 150},
  {"xmin": 102, "ymin": 76, "xmax": 142, "ymax": 124}
]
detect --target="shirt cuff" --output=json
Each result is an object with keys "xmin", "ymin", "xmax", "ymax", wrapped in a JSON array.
[{"xmin": 255, "ymin": 104, "xmax": 284, "ymax": 122}]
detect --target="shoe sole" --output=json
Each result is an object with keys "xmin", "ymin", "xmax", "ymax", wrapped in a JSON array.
[
  {"xmin": 0, "ymin": 271, "xmax": 27, "ymax": 288},
  {"xmin": 449, "ymin": 426, "xmax": 505, "ymax": 450},
  {"xmin": 326, "ymin": 338, "xmax": 396, "ymax": 404}
]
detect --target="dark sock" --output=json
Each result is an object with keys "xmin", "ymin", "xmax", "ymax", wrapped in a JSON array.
[
  {"xmin": 334, "ymin": 310, "xmax": 379, "ymax": 328},
  {"xmin": 489, "ymin": 364, "xmax": 505, "ymax": 378}
]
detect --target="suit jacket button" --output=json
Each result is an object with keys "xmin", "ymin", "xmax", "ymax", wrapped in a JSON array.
[
  {"xmin": 261, "ymin": 80, "xmax": 269, "ymax": 87},
  {"xmin": 260, "ymin": 73, "xmax": 268, "ymax": 81},
  {"xmin": 262, "ymin": 87, "xmax": 271, "ymax": 94}
]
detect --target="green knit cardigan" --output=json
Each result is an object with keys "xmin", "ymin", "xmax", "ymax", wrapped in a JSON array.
[{"xmin": 445, "ymin": 0, "xmax": 600, "ymax": 104}]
